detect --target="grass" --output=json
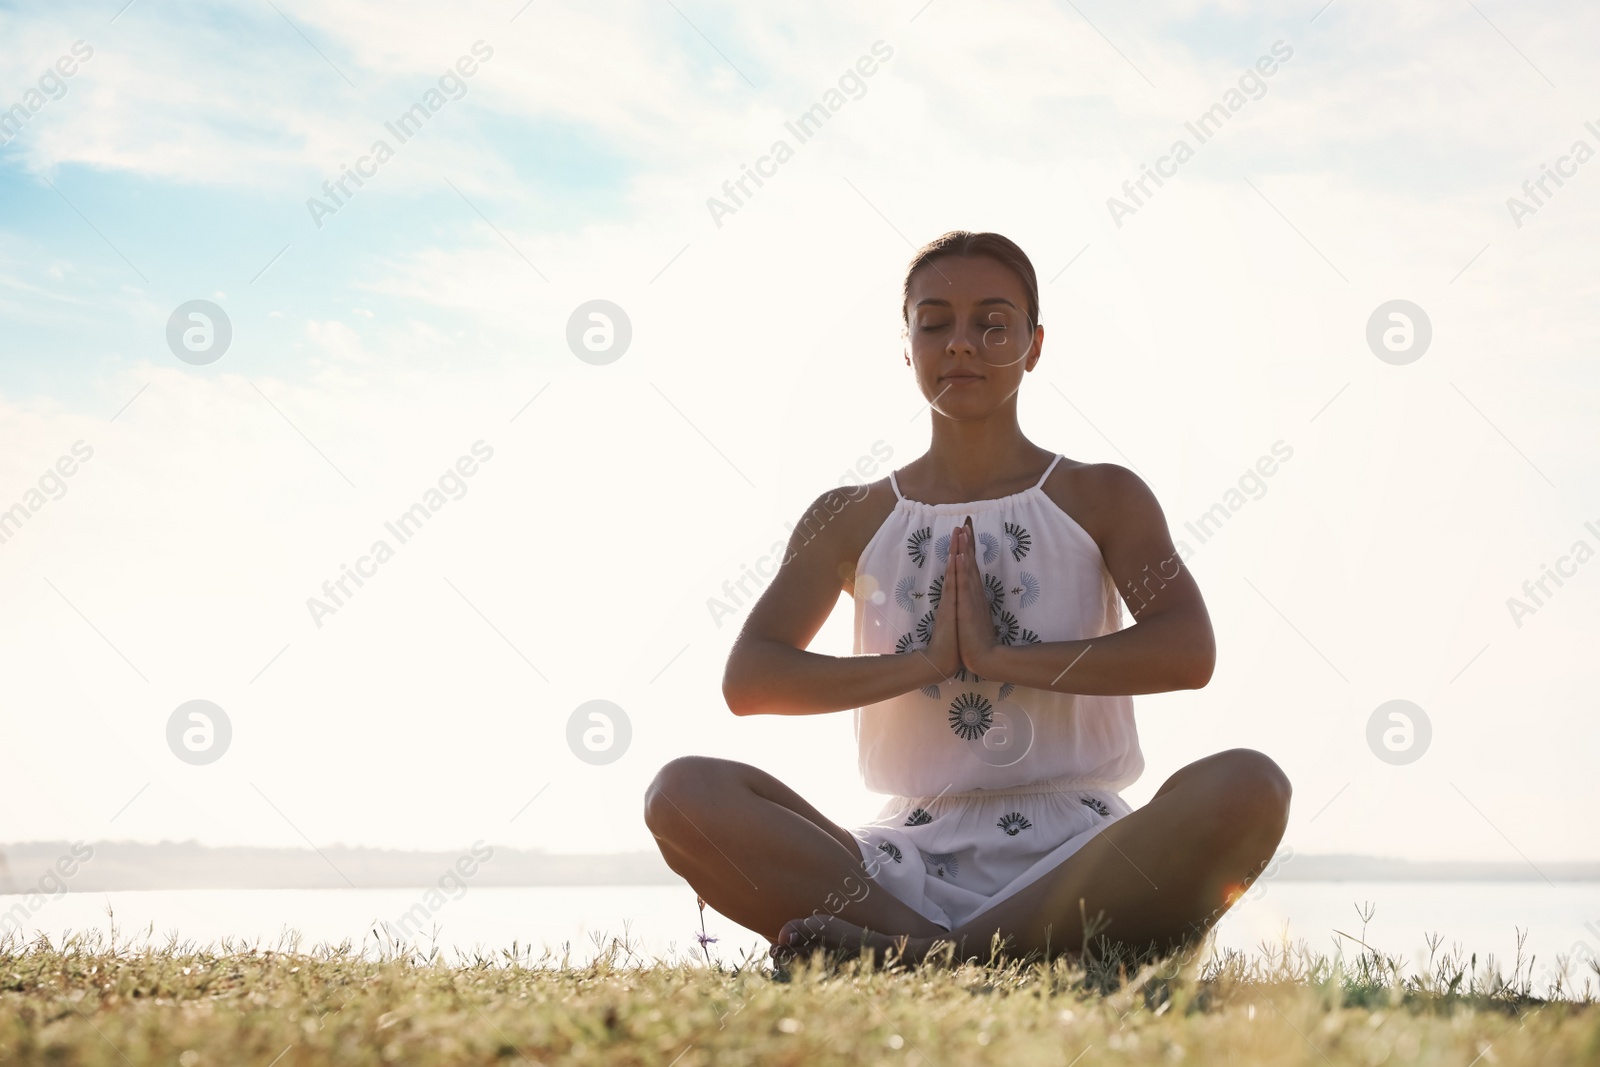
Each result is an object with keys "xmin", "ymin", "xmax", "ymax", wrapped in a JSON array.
[{"xmin": 1, "ymin": 905, "xmax": 1597, "ymax": 1066}]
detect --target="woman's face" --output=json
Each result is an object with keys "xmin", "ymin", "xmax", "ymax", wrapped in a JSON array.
[{"xmin": 903, "ymin": 254, "xmax": 1042, "ymax": 415}]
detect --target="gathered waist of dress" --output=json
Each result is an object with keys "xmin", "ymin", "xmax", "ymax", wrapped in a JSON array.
[{"xmin": 878, "ymin": 773, "xmax": 1126, "ymax": 803}]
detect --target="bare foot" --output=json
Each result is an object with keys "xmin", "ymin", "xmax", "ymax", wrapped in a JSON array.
[{"xmin": 769, "ymin": 914, "xmax": 943, "ymax": 970}]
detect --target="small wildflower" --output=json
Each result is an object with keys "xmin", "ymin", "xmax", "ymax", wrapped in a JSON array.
[{"xmin": 694, "ymin": 894, "xmax": 717, "ymax": 966}]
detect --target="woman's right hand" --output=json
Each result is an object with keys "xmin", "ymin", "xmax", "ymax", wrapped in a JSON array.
[{"xmin": 920, "ymin": 520, "xmax": 965, "ymax": 682}]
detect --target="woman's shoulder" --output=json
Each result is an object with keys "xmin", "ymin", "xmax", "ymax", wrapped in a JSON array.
[
  {"xmin": 791, "ymin": 476, "xmax": 902, "ymax": 594},
  {"xmin": 794, "ymin": 475, "xmax": 899, "ymax": 530},
  {"xmin": 1040, "ymin": 459, "xmax": 1151, "ymax": 548}
]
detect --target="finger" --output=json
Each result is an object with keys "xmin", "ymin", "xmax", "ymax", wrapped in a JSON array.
[
  {"xmin": 964, "ymin": 531, "xmax": 984, "ymax": 613},
  {"xmin": 947, "ymin": 532, "xmax": 957, "ymax": 600}
]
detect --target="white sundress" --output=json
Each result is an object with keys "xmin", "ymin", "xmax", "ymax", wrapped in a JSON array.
[{"xmin": 849, "ymin": 453, "xmax": 1145, "ymax": 931}]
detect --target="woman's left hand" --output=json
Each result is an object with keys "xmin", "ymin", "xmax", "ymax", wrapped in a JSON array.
[{"xmin": 953, "ymin": 519, "xmax": 999, "ymax": 677}]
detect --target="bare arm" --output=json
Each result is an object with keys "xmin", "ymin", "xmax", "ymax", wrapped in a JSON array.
[
  {"xmin": 964, "ymin": 465, "xmax": 1215, "ymax": 695},
  {"xmin": 722, "ymin": 487, "xmax": 962, "ymax": 716}
]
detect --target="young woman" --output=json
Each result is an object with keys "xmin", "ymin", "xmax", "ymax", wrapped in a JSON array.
[{"xmin": 643, "ymin": 231, "xmax": 1291, "ymax": 966}]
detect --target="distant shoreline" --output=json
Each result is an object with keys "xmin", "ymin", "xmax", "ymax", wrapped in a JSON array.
[{"xmin": 2, "ymin": 841, "xmax": 1596, "ymax": 894}]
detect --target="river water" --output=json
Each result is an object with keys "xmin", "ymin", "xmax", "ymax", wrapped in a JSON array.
[{"xmin": 3, "ymin": 882, "xmax": 1596, "ymax": 994}]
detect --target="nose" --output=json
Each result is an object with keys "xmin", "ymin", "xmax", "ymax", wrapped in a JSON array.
[{"xmin": 944, "ymin": 321, "xmax": 980, "ymax": 356}]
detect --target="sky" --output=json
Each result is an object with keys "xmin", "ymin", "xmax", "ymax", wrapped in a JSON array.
[{"xmin": 1, "ymin": 0, "xmax": 1597, "ymax": 870}]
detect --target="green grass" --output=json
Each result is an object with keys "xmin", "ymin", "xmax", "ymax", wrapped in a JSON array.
[{"xmin": 1, "ymin": 909, "xmax": 1596, "ymax": 1066}]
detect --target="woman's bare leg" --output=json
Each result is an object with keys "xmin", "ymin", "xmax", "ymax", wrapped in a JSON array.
[
  {"xmin": 777, "ymin": 748, "xmax": 1291, "ymax": 964},
  {"xmin": 642, "ymin": 755, "xmax": 948, "ymax": 943}
]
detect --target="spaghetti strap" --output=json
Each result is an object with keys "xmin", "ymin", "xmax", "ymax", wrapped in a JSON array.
[
  {"xmin": 1034, "ymin": 453, "xmax": 1064, "ymax": 489},
  {"xmin": 889, "ymin": 469, "xmax": 906, "ymax": 501}
]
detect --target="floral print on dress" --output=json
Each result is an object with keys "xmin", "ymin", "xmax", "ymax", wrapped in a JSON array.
[
  {"xmin": 1079, "ymin": 796, "xmax": 1111, "ymax": 817},
  {"xmin": 914, "ymin": 610, "xmax": 937, "ymax": 646},
  {"xmin": 933, "ymin": 532, "xmax": 951, "ymax": 564},
  {"xmin": 906, "ymin": 526, "xmax": 932, "ymax": 568},
  {"xmin": 1014, "ymin": 570, "xmax": 1041, "ymax": 609},
  {"xmin": 982, "ymin": 573, "xmax": 1005, "ymax": 615},
  {"xmin": 927, "ymin": 852, "xmax": 960, "ymax": 878},
  {"xmin": 978, "ymin": 531, "xmax": 1000, "ymax": 565},
  {"xmin": 877, "ymin": 841, "xmax": 903, "ymax": 863},
  {"xmin": 992, "ymin": 610, "xmax": 1020, "ymax": 646},
  {"xmin": 904, "ymin": 807, "xmax": 933, "ymax": 826},
  {"xmin": 928, "ymin": 574, "xmax": 944, "ymax": 610},
  {"xmin": 895, "ymin": 631, "xmax": 917, "ymax": 655},
  {"xmin": 997, "ymin": 682, "xmax": 1016, "ymax": 701},
  {"xmin": 1004, "ymin": 521, "xmax": 1032, "ymax": 562},
  {"xmin": 998, "ymin": 812, "xmax": 1032, "ymax": 836},
  {"xmin": 920, "ymin": 683, "xmax": 941, "ymax": 699},
  {"xmin": 948, "ymin": 692, "xmax": 994, "ymax": 740},
  {"xmin": 895, "ymin": 575, "xmax": 921, "ymax": 613},
  {"xmin": 954, "ymin": 665, "xmax": 984, "ymax": 684}
]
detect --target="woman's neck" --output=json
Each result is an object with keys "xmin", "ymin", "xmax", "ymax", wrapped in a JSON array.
[{"xmin": 913, "ymin": 418, "xmax": 1052, "ymax": 500}]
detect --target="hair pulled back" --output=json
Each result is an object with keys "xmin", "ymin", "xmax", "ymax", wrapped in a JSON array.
[{"xmin": 900, "ymin": 231, "xmax": 1040, "ymax": 330}]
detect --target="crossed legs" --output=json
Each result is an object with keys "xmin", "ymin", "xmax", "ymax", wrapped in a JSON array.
[
  {"xmin": 643, "ymin": 749, "xmax": 1291, "ymax": 965},
  {"xmin": 642, "ymin": 755, "xmax": 948, "ymax": 943}
]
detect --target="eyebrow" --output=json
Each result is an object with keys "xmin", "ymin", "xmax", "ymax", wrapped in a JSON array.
[{"xmin": 913, "ymin": 297, "xmax": 1019, "ymax": 311}]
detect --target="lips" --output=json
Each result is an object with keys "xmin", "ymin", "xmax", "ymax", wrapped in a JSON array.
[{"xmin": 942, "ymin": 374, "xmax": 983, "ymax": 383}]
